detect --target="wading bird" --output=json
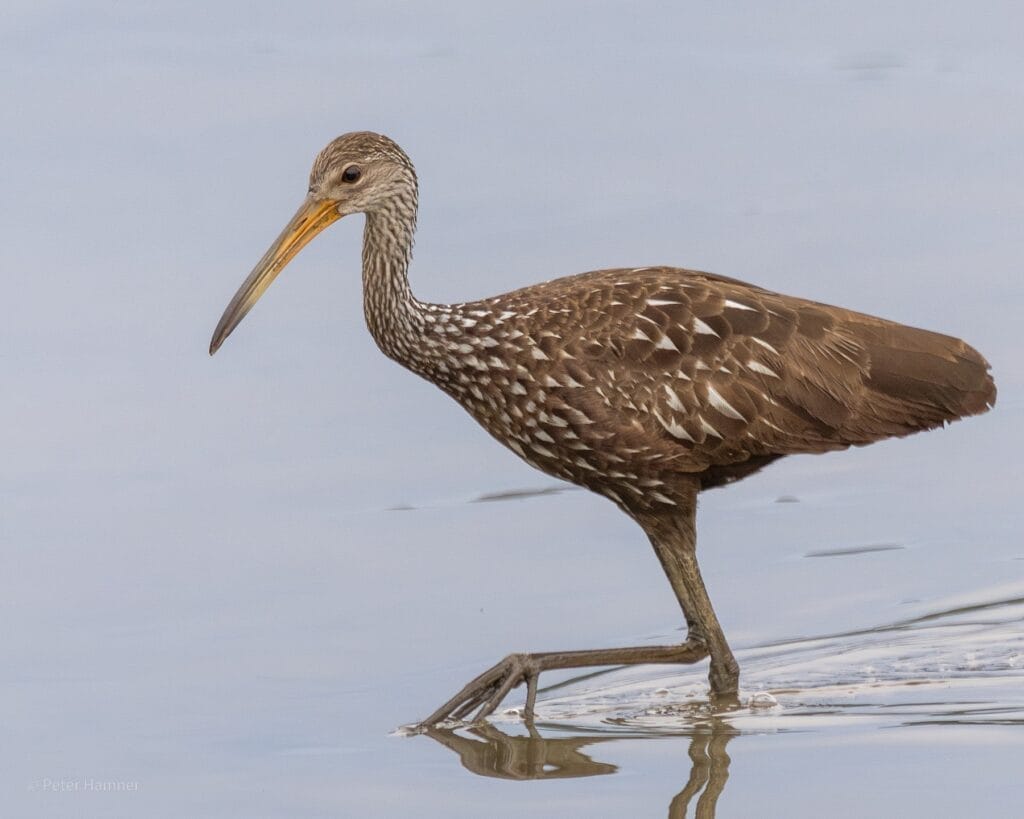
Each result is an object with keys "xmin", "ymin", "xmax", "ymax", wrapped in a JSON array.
[{"xmin": 210, "ymin": 132, "xmax": 995, "ymax": 726}]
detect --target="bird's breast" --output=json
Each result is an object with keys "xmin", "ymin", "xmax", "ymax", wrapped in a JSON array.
[{"xmin": 409, "ymin": 308, "xmax": 697, "ymax": 509}]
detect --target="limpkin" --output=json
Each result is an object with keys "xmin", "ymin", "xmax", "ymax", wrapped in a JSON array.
[{"xmin": 210, "ymin": 132, "xmax": 996, "ymax": 726}]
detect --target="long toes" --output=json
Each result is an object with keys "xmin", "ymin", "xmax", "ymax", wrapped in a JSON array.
[
  {"xmin": 451, "ymin": 698, "xmax": 481, "ymax": 721},
  {"xmin": 421, "ymin": 655, "xmax": 537, "ymax": 727},
  {"xmin": 472, "ymin": 668, "xmax": 521, "ymax": 722},
  {"xmin": 452, "ymin": 681, "xmax": 498, "ymax": 720},
  {"xmin": 420, "ymin": 660, "xmax": 513, "ymax": 725}
]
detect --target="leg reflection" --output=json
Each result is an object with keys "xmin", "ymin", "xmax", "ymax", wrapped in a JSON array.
[
  {"xmin": 422, "ymin": 722, "xmax": 617, "ymax": 780},
  {"xmin": 421, "ymin": 718, "xmax": 736, "ymax": 815},
  {"xmin": 668, "ymin": 720, "xmax": 735, "ymax": 818}
]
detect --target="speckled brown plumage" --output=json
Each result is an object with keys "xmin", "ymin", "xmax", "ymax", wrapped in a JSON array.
[
  {"xmin": 400, "ymin": 266, "xmax": 994, "ymax": 509},
  {"xmin": 210, "ymin": 132, "xmax": 997, "ymax": 727}
]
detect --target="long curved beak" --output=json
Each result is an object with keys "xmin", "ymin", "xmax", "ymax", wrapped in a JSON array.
[{"xmin": 209, "ymin": 196, "xmax": 342, "ymax": 355}]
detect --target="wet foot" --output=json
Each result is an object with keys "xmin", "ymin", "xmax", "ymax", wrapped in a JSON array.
[{"xmin": 417, "ymin": 640, "xmax": 711, "ymax": 729}]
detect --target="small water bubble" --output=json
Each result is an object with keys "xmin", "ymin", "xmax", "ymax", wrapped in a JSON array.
[{"xmin": 749, "ymin": 691, "xmax": 779, "ymax": 709}]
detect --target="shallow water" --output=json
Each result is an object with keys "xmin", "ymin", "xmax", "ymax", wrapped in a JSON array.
[{"xmin": 3, "ymin": 2, "xmax": 1023, "ymax": 817}]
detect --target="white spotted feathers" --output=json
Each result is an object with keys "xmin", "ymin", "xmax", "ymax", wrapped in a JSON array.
[{"xmin": 358, "ymin": 251, "xmax": 995, "ymax": 510}]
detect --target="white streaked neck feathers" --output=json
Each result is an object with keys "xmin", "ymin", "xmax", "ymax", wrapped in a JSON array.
[{"xmin": 361, "ymin": 202, "xmax": 427, "ymax": 362}]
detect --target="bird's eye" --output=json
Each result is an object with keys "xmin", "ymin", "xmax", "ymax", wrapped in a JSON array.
[{"xmin": 341, "ymin": 165, "xmax": 362, "ymax": 183}]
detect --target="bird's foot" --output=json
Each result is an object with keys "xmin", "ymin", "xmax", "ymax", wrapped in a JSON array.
[
  {"xmin": 417, "ymin": 652, "xmax": 541, "ymax": 729},
  {"xmin": 416, "ymin": 640, "xmax": 711, "ymax": 730}
]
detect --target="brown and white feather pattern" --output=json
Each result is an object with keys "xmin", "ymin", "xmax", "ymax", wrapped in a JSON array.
[{"xmin": 385, "ymin": 266, "xmax": 994, "ymax": 510}]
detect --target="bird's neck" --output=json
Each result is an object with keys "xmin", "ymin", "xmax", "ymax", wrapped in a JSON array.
[{"xmin": 361, "ymin": 209, "xmax": 428, "ymax": 364}]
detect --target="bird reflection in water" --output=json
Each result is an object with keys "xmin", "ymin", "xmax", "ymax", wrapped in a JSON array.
[{"xmin": 421, "ymin": 718, "xmax": 736, "ymax": 817}]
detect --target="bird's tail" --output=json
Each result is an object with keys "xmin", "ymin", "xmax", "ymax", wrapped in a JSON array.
[{"xmin": 845, "ymin": 316, "xmax": 996, "ymax": 437}]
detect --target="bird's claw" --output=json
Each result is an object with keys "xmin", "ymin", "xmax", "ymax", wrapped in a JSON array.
[{"xmin": 418, "ymin": 653, "xmax": 541, "ymax": 729}]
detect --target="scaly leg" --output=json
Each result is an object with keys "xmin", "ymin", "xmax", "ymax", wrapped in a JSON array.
[
  {"xmin": 417, "ymin": 482, "xmax": 738, "ymax": 728},
  {"xmin": 639, "ymin": 487, "xmax": 740, "ymax": 700}
]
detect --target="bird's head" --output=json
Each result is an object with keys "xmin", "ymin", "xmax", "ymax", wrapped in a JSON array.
[
  {"xmin": 308, "ymin": 131, "xmax": 417, "ymax": 216},
  {"xmin": 209, "ymin": 131, "xmax": 416, "ymax": 355}
]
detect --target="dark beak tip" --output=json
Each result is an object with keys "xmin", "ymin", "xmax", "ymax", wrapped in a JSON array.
[{"xmin": 208, "ymin": 195, "xmax": 336, "ymax": 360}]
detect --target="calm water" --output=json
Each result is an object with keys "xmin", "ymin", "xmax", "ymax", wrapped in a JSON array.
[{"xmin": 3, "ymin": 3, "xmax": 1023, "ymax": 816}]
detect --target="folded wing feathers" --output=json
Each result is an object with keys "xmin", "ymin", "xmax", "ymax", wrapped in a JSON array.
[{"xmin": 603, "ymin": 270, "xmax": 995, "ymax": 462}]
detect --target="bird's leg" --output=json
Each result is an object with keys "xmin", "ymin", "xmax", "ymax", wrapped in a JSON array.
[
  {"xmin": 417, "ymin": 641, "xmax": 710, "ymax": 728},
  {"xmin": 677, "ymin": 541, "xmax": 740, "ymax": 700},
  {"xmin": 640, "ymin": 493, "xmax": 740, "ymax": 702},
  {"xmin": 415, "ymin": 488, "xmax": 738, "ymax": 729}
]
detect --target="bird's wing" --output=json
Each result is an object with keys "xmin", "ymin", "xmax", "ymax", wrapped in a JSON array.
[{"xmin": 553, "ymin": 268, "xmax": 994, "ymax": 472}]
